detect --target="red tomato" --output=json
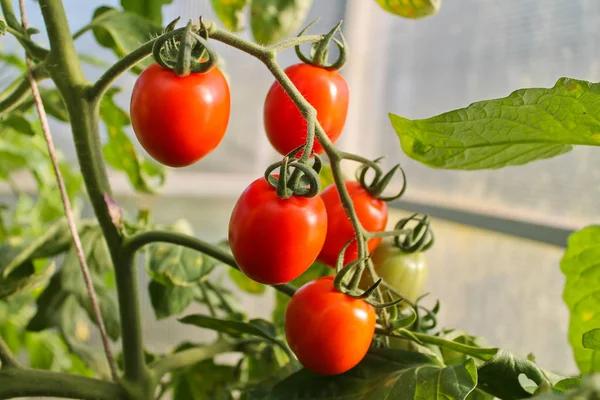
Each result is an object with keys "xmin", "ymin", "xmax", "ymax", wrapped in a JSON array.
[
  {"xmin": 130, "ymin": 63, "xmax": 230, "ymax": 168},
  {"xmin": 318, "ymin": 181, "xmax": 388, "ymax": 267},
  {"xmin": 263, "ymin": 63, "xmax": 349, "ymax": 155},
  {"xmin": 228, "ymin": 177, "xmax": 327, "ymax": 285},
  {"xmin": 285, "ymin": 276, "xmax": 376, "ymax": 375}
]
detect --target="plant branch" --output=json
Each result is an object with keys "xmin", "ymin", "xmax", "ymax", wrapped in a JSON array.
[
  {"xmin": 19, "ymin": 0, "xmax": 119, "ymax": 381},
  {"xmin": 38, "ymin": 0, "xmax": 150, "ymax": 389},
  {"xmin": 122, "ymin": 230, "xmax": 297, "ymax": 297},
  {"xmin": 0, "ymin": 368, "xmax": 126, "ymax": 400},
  {"xmin": 0, "ymin": 335, "xmax": 20, "ymax": 369},
  {"xmin": 376, "ymin": 328, "xmax": 499, "ymax": 361},
  {"xmin": 149, "ymin": 340, "xmax": 240, "ymax": 379},
  {"xmin": 206, "ymin": 24, "xmax": 368, "ymax": 271}
]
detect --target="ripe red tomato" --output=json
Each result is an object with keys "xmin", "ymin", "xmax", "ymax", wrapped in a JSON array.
[
  {"xmin": 263, "ymin": 63, "xmax": 349, "ymax": 155},
  {"xmin": 228, "ymin": 177, "xmax": 327, "ymax": 285},
  {"xmin": 130, "ymin": 63, "xmax": 230, "ymax": 168},
  {"xmin": 318, "ymin": 181, "xmax": 388, "ymax": 267},
  {"xmin": 285, "ymin": 276, "xmax": 376, "ymax": 375}
]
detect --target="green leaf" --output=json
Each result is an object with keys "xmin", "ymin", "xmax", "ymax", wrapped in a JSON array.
[
  {"xmin": 100, "ymin": 88, "xmax": 165, "ymax": 193},
  {"xmin": 1, "ymin": 114, "xmax": 36, "ymax": 136},
  {"xmin": 259, "ymin": 348, "xmax": 476, "ymax": 400},
  {"xmin": 0, "ymin": 51, "xmax": 27, "ymax": 70},
  {"xmin": 374, "ymin": 0, "xmax": 441, "ymax": 19},
  {"xmin": 440, "ymin": 329, "xmax": 489, "ymax": 366},
  {"xmin": 0, "ymin": 219, "xmax": 71, "ymax": 277},
  {"xmin": 0, "ymin": 19, "xmax": 6, "ymax": 35},
  {"xmin": 584, "ymin": 329, "xmax": 600, "ymax": 351},
  {"xmin": 79, "ymin": 54, "xmax": 110, "ymax": 67},
  {"xmin": 229, "ymin": 268, "xmax": 266, "ymax": 295},
  {"xmin": 211, "ymin": 0, "xmax": 250, "ymax": 32},
  {"xmin": 120, "ymin": 0, "xmax": 173, "ymax": 25},
  {"xmin": 90, "ymin": 7, "xmax": 162, "ymax": 71},
  {"xmin": 0, "ymin": 261, "xmax": 55, "ymax": 300},
  {"xmin": 179, "ymin": 315, "xmax": 287, "ymax": 352},
  {"xmin": 171, "ymin": 359, "xmax": 236, "ymax": 400},
  {"xmin": 561, "ymin": 226, "xmax": 600, "ymax": 374},
  {"xmin": 149, "ymin": 280, "xmax": 194, "ymax": 319},
  {"xmin": 250, "ymin": 0, "xmax": 313, "ymax": 45},
  {"xmin": 477, "ymin": 349, "xmax": 546, "ymax": 400},
  {"xmin": 389, "ymin": 78, "xmax": 600, "ymax": 170}
]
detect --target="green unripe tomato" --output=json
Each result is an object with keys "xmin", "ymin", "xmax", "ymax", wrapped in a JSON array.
[{"xmin": 370, "ymin": 239, "xmax": 429, "ymax": 304}]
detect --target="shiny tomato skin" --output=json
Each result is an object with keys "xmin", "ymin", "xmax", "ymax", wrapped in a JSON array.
[
  {"xmin": 318, "ymin": 181, "xmax": 388, "ymax": 267},
  {"xmin": 228, "ymin": 177, "xmax": 327, "ymax": 285},
  {"xmin": 130, "ymin": 63, "xmax": 230, "ymax": 168},
  {"xmin": 264, "ymin": 63, "xmax": 349, "ymax": 155},
  {"xmin": 285, "ymin": 276, "xmax": 376, "ymax": 375}
]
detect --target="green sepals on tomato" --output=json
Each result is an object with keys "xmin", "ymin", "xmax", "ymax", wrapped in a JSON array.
[
  {"xmin": 317, "ymin": 180, "xmax": 388, "ymax": 267},
  {"xmin": 363, "ymin": 239, "xmax": 429, "ymax": 304},
  {"xmin": 285, "ymin": 276, "xmax": 376, "ymax": 375},
  {"xmin": 263, "ymin": 63, "xmax": 349, "ymax": 156},
  {"xmin": 228, "ymin": 177, "xmax": 327, "ymax": 285},
  {"xmin": 130, "ymin": 63, "xmax": 230, "ymax": 168}
]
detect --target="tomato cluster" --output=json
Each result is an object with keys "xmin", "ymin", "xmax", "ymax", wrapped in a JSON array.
[{"xmin": 130, "ymin": 43, "xmax": 409, "ymax": 377}]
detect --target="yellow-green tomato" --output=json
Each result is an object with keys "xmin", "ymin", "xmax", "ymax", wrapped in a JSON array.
[{"xmin": 371, "ymin": 240, "xmax": 429, "ymax": 304}]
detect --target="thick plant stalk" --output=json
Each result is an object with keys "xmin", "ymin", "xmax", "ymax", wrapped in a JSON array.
[{"xmin": 18, "ymin": 0, "xmax": 119, "ymax": 382}]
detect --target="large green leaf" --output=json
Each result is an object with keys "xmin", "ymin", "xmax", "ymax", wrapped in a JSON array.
[
  {"xmin": 120, "ymin": 0, "xmax": 173, "ymax": 25},
  {"xmin": 250, "ymin": 0, "xmax": 313, "ymax": 45},
  {"xmin": 254, "ymin": 348, "xmax": 476, "ymax": 400},
  {"xmin": 374, "ymin": 0, "xmax": 441, "ymax": 19},
  {"xmin": 561, "ymin": 226, "xmax": 600, "ymax": 373},
  {"xmin": 389, "ymin": 78, "xmax": 600, "ymax": 170},
  {"xmin": 211, "ymin": 0, "xmax": 250, "ymax": 32},
  {"xmin": 477, "ymin": 349, "xmax": 546, "ymax": 399},
  {"xmin": 90, "ymin": 7, "xmax": 161, "ymax": 71},
  {"xmin": 100, "ymin": 88, "xmax": 165, "ymax": 193},
  {"xmin": 148, "ymin": 280, "xmax": 194, "ymax": 319}
]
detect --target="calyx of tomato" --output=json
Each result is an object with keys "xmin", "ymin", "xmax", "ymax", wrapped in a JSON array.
[
  {"xmin": 331, "ymin": 240, "xmax": 403, "ymax": 309},
  {"xmin": 294, "ymin": 20, "xmax": 348, "ymax": 71},
  {"xmin": 152, "ymin": 17, "xmax": 217, "ymax": 77},
  {"xmin": 393, "ymin": 213, "xmax": 435, "ymax": 253},
  {"xmin": 264, "ymin": 145, "xmax": 323, "ymax": 199},
  {"xmin": 355, "ymin": 157, "xmax": 407, "ymax": 201}
]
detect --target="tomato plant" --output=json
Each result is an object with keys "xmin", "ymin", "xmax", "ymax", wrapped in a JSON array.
[
  {"xmin": 0, "ymin": 0, "xmax": 596, "ymax": 399},
  {"xmin": 130, "ymin": 63, "xmax": 230, "ymax": 168},
  {"xmin": 264, "ymin": 63, "xmax": 349, "ymax": 155},
  {"xmin": 285, "ymin": 276, "xmax": 376, "ymax": 375},
  {"xmin": 318, "ymin": 180, "xmax": 388, "ymax": 267},
  {"xmin": 228, "ymin": 177, "xmax": 327, "ymax": 284}
]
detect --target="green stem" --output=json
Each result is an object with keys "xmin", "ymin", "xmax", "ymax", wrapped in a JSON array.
[
  {"xmin": 0, "ymin": 368, "xmax": 126, "ymax": 400},
  {"xmin": 38, "ymin": 0, "xmax": 149, "ymax": 393},
  {"xmin": 149, "ymin": 341, "xmax": 239, "ymax": 379},
  {"xmin": 377, "ymin": 328, "xmax": 499, "ymax": 361},
  {"xmin": 122, "ymin": 230, "xmax": 297, "ymax": 297}
]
